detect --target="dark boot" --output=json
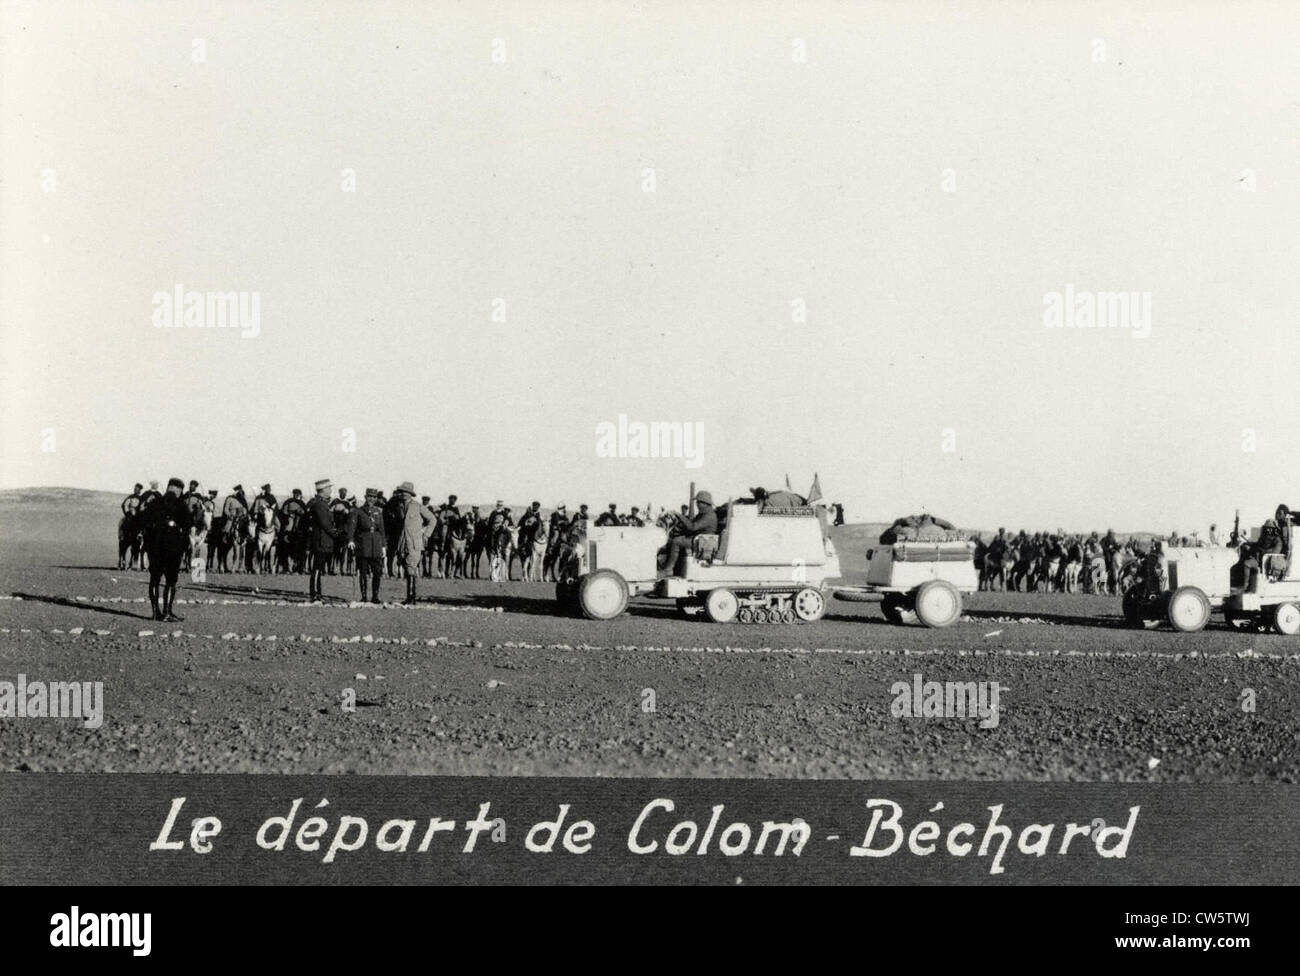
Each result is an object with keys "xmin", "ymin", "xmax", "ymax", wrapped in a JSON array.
[
  {"xmin": 163, "ymin": 584, "xmax": 183, "ymax": 622},
  {"xmin": 149, "ymin": 581, "xmax": 162, "ymax": 620}
]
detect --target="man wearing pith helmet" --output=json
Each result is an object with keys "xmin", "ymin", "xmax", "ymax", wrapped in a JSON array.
[
  {"xmin": 393, "ymin": 482, "xmax": 428, "ymax": 604},
  {"xmin": 659, "ymin": 490, "xmax": 718, "ymax": 574}
]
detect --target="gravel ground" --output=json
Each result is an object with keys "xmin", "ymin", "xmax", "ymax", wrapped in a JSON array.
[{"xmin": 1, "ymin": 538, "xmax": 1296, "ymax": 780}]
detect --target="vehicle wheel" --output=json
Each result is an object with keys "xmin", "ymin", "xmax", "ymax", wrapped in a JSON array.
[
  {"xmin": 751, "ymin": 607, "xmax": 769, "ymax": 624},
  {"xmin": 555, "ymin": 578, "xmax": 579, "ymax": 611},
  {"xmin": 704, "ymin": 588, "xmax": 739, "ymax": 624},
  {"xmin": 881, "ymin": 594, "xmax": 906, "ymax": 626},
  {"xmin": 780, "ymin": 608, "xmax": 796, "ymax": 624},
  {"xmin": 1271, "ymin": 602, "xmax": 1300, "ymax": 636},
  {"xmin": 793, "ymin": 587, "xmax": 827, "ymax": 622},
  {"xmin": 914, "ymin": 580, "xmax": 962, "ymax": 628},
  {"xmin": 1167, "ymin": 586, "xmax": 1210, "ymax": 633},
  {"xmin": 1122, "ymin": 586, "xmax": 1149, "ymax": 626},
  {"xmin": 737, "ymin": 607, "xmax": 754, "ymax": 624},
  {"xmin": 578, "ymin": 569, "xmax": 629, "ymax": 621}
]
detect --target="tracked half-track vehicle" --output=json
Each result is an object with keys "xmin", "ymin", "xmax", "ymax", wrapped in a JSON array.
[{"xmin": 555, "ymin": 501, "xmax": 840, "ymax": 624}]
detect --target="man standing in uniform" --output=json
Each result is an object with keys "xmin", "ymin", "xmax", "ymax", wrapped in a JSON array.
[
  {"xmin": 144, "ymin": 478, "xmax": 192, "ymax": 621},
  {"xmin": 307, "ymin": 479, "xmax": 339, "ymax": 602},
  {"xmin": 383, "ymin": 490, "xmax": 404, "ymax": 578},
  {"xmin": 118, "ymin": 483, "xmax": 146, "ymax": 570},
  {"xmin": 346, "ymin": 488, "xmax": 386, "ymax": 604},
  {"xmin": 329, "ymin": 490, "xmax": 353, "ymax": 574}
]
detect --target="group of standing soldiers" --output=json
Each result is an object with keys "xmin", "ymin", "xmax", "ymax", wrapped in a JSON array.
[{"xmin": 121, "ymin": 478, "xmax": 659, "ymax": 607}]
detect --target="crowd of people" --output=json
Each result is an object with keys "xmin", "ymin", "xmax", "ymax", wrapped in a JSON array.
[
  {"xmin": 118, "ymin": 475, "xmax": 1292, "ymax": 620},
  {"xmin": 970, "ymin": 506, "xmax": 1296, "ymax": 595},
  {"xmin": 116, "ymin": 478, "xmax": 847, "ymax": 618}
]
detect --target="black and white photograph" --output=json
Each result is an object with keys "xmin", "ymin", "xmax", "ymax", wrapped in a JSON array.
[{"xmin": 0, "ymin": 0, "xmax": 1293, "ymax": 943}]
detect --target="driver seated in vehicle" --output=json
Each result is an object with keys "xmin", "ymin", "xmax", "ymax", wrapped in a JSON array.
[
  {"xmin": 658, "ymin": 490, "xmax": 718, "ymax": 575},
  {"xmin": 1238, "ymin": 518, "xmax": 1284, "ymax": 590}
]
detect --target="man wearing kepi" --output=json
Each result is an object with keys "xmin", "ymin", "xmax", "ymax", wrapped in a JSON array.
[
  {"xmin": 307, "ymin": 478, "xmax": 339, "ymax": 602},
  {"xmin": 145, "ymin": 477, "xmax": 192, "ymax": 621},
  {"xmin": 346, "ymin": 488, "xmax": 386, "ymax": 604}
]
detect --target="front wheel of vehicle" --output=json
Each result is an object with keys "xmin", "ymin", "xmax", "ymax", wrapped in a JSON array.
[
  {"xmin": 578, "ymin": 569, "xmax": 629, "ymax": 620},
  {"xmin": 1271, "ymin": 601, "xmax": 1300, "ymax": 636},
  {"xmin": 1167, "ymin": 586, "xmax": 1210, "ymax": 633}
]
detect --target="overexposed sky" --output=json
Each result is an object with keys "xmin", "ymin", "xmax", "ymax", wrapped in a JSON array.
[{"xmin": 2, "ymin": 0, "xmax": 1298, "ymax": 533}]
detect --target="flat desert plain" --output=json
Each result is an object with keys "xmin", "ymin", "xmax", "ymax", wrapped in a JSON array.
[{"xmin": 0, "ymin": 489, "xmax": 1295, "ymax": 779}]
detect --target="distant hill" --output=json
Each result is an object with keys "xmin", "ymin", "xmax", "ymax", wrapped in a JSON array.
[{"xmin": 0, "ymin": 487, "xmax": 121, "ymax": 509}]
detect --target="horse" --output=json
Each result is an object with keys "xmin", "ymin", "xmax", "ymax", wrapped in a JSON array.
[
  {"xmin": 217, "ymin": 512, "xmax": 249, "ymax": 573},
  {"xmin": 542, "ymin": 521, "xmax": 570, "ymax": 582},
  {"xmin": 489, "ymin": 524, "xmax": 518, "ymax": 582},
  {"xmin": 1011, "ymin": 542, "xmax": 1039, "ymax": 592},
  {"xmin": 1084, "ymin": 554, "xmax": 1108, "ymax": 594},
  {"xmin": 469, "ymin": 518, "xmax": 489, "ymax": 579},
  {"xmin": 1037, "ymin": 554, "xmax": 1062, "ymax": 593},
  {"xmin": 276, "ymin": 510, "xmax": 307, "ymax": 574},
  {"xmin": 1107, "ymin": 548, "xmax": 1130, "ymax": 596},
  {"xmin": 990, "ymin": 545, "xmax": 1017, "ymax": 591},
  {"xmin": 254, "ymin": 505, "xmax": 277, "ymax": 574},
  {"xmin": 117, "ymin": 514, "xmax": 146, "ymax": 570},
  {"xmin": 445, "ymin": 518, "xmax": 471, "ymax": 579},
  {"xmin": 520, "ymin": 521, "xmax": 549, "ymax": 582},
  {"xmin": 186, "ymin": 506, "xmax": 213, "ymax": 576},
  {"xmin": 423, "ymin": 514, "xmax": 447, "ymax": 579},
  {"xmin": 1063, "ymin": 555, "xmax": 1082, "ymax": 593},
  {"xmin": 207, "ymin": 515, "xmax": 225, "ymax": 571}
]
